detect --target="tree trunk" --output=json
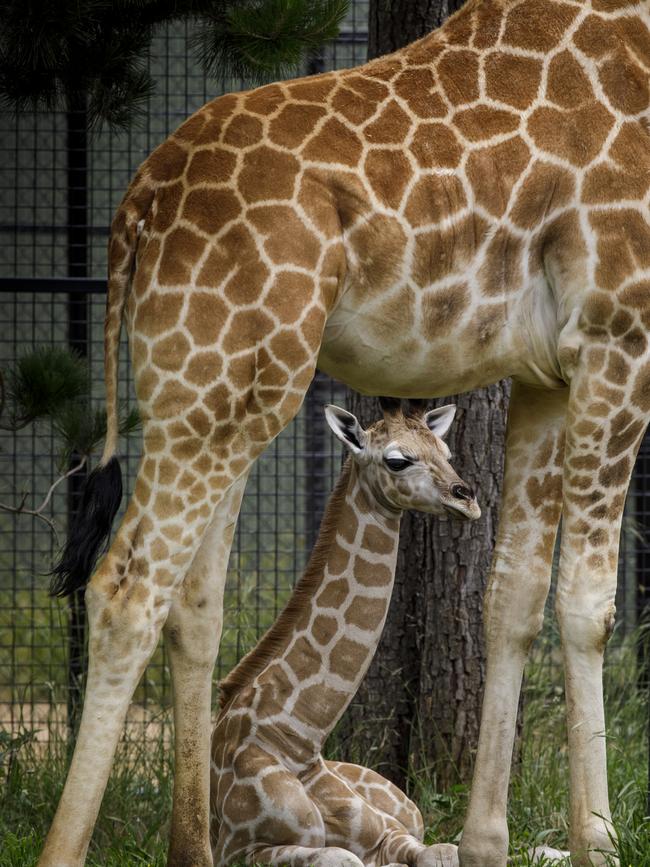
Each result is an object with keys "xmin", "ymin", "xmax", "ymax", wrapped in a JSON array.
[
  {"xmin": 335, "ymin": 0, "xmax": 510, "ymax": 793},
  {"xmin": 368, "ymin": 0, "xmax": 465, "ymax": 56}
]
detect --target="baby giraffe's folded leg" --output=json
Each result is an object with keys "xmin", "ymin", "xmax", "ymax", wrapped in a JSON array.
[
  {"xmin": 326, "ymin": 760, "xmax": 424, "ymax": 840},
  {"xmin": 326, "ymin": 762, "xmax": 457, "ymax": 866},
  {"xmin": 211, "ymin": 751, "xmax": 330, "ymax": 866},
  {"xmin": 247, "ymin": 845, "xmax": 365, "ymax": 866},
  {"xmin": 376, "ymin": 828, "xmax": 459, "ymax": 867}
]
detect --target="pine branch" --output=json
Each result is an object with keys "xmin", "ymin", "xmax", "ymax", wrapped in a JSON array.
[
  {"xmin": 195, "ymin": 0, "xmax": 348, "ymax": 82},
  {"xmin": 0, "ymin": 0, "xmax": 349, "ymax": 129},
  {"xmin": 2, "ymin": 348, "xmax": 89, "ymax": 431},
  {"xmin": 52, "ymin": 402, "xmax": 140, "ymax": 468},
  {"xmin": 111, "ymin": 0, "xmax": 228, "ymax": 27},
  {"xmin": 0, "ymin": 457, "xmax": 87, "ymax": 542},
  {"xmin": 87, "ymin": 66, "xmax": 155, "ymax": 132}
]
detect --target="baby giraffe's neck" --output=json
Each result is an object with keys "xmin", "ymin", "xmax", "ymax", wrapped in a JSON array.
[
  {"xmin": 245, "ymin": 460, "xmax": 403, "ymax": 768},
  {"xmin": 268, "ymin": 464, "xmax": 400, "ymax": 753}
]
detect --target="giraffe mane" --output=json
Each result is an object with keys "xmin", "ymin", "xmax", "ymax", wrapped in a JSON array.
[{"xmin": 219, "ymin": 459, "xmax": 353, "ymax": 708}]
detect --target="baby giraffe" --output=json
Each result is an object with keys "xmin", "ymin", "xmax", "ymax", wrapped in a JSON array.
[{"xmin": 210, "ymin": 398, "xmax": 480, "ymax": 867}]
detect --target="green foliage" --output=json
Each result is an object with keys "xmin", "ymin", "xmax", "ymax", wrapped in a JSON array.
[
  {"xmin": 3, "ymin": 347, "xmax": 88, "ymax": 429},
  {"xmin": 0, "ymin": 347, "xmax": 139, "ymax": 534},
  {"xmin": 1, "ymin": 831, "xmax": 42, "ymax": 867},
  {"xmin": 612, "ymin": 800, "xmax": 650, "ymax": 866},
  {"xmin": 0, "ymin": 0, "xmax": 151, "ymax": 130},
  {"xmin": 0, "ymin": 0, "xmax": 349, "ymax": 131},
  {"xmin": 194, "ymin": 0, "xmax": 349, "ymax": 82},
  {"xmin": 52, "ymin": 403, "xmax": 140, "ymax": 466},
  {"xmin": 0, "ymin": 726, "xmax": 173, "ymax": 866},
  {"xmin": 0, "ymin": 347, "xmax": 139, "ymax": 460}
]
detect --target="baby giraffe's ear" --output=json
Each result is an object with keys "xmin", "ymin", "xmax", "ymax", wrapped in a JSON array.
[
  {"xmin": 324, "ymin": 405, "xmax": 367, "ymax": 454},
  {"xmin": 424, "ymin": 405, "xmax": 456, "ymax": 439}
]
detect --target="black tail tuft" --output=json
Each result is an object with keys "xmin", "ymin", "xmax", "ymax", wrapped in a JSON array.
[{"xmin": 50, "ymin": 457, "xmax": 123, "ymax": 598}]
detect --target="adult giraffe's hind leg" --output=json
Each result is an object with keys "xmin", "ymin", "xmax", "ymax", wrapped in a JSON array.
[
  {"xmin": 164, "ymin": 472, "xmax": 249, "ymax": 867},
  {"xmin": 40, "ymin": 328, "xmax": 324, "ymax": 866},
  {"xmin": 459, "ymin": 384, "xmax": 568, "ymax": 867},
  {"xmin": 555, "ymin": 328, "xmax": 649, "ymax": 866},
  {"xmin": 38, "ymin": 443, "xmax": 224, "ymax": 867}
]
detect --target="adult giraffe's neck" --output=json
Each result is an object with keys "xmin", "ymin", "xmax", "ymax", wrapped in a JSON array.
[{"xmin": 266, "ymin": 461, "xmax": 402, "ymax": 758}]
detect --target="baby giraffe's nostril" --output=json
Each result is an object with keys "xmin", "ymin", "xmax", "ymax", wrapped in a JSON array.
[{"xmin": 451, "ymin": 484, "xmax": 473, "ymax": 501}]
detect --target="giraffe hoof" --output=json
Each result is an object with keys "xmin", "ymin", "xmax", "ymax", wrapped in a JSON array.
[
  {"xmin": 527, "ymin": 847, "xmax": 571, "ymax": 863},
  {"xmin": 417, "ymin": 843, "xmax": 459, "ymax": 867}
]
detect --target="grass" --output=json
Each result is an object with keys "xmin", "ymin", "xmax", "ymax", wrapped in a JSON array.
[
  {"xmin": 0, "ymin": 726, "xmax": 173, "ymax": 866},
  {"xmin": 0, "ymin": 627, "xmax": 648, "ymax": 867}
]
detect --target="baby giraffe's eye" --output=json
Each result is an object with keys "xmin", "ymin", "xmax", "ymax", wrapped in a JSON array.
[{"xmin": 383, "ymin": 456, "xmax": 412, "ymax": 472}]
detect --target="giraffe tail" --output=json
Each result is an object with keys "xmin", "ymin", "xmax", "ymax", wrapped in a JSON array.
[
  {"xmin": 49, "ymin": 458, "xmax": 123, "ymax": 597},
  {"xmin": 101, "ymin": 186, "xmax": 151, "ymax": 467},
  {"xmin": 50, "ymin": 184, "xmax": 153, "ymax": 598}
]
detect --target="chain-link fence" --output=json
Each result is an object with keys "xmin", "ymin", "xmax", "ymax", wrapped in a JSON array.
[{"xmin": 0, "ymin": 1, "xmax": 648, "ymax": 754}]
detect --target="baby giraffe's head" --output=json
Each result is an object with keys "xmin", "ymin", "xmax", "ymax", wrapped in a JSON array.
[{"xmin": 325, "ymin": 398, "xmax": 480, "ymax": 521}]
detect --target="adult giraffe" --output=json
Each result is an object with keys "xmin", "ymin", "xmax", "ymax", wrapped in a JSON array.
[{"xmin": 40, "ymin": 0, "xmax": 650, "ymax": 865}]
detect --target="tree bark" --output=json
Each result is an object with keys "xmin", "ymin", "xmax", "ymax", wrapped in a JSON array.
[
  {"xmin": 336, "ymin": 0, "xmax": 511, "ymax": 793},
  {"xmin": 368, "ymin": 0, "xmax": 465, "ymax": 57}
]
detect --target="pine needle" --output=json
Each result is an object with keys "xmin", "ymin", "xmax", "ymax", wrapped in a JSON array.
[{"xmin": 194, "ymin": 0, "xmax": 349, "ymax": 83}]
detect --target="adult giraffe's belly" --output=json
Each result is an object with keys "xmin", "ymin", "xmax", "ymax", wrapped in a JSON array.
[
  {"xmin": 318, "ymin": 274, "xmax": 566, "ymax": 397},
  {"xmin": 318, "ymin": 302, "xmax": 509, "ymax": 397}
]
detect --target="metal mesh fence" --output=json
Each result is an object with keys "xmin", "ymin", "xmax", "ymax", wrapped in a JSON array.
[
  {"xmin": 0, "ymin": 1, "xmax": 648, "ymax": 753},
  {"xmin": 0, "ymin": 8, "xmax": 366, "ymax": 742}
]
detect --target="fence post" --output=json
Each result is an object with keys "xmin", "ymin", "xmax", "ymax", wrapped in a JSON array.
[
  {"xmin": 303, "ymin": 50, "xmax": 331, "ymax": 555},
  {"xmin": 65, "ymin": 93, "xmax": 89, "ymax": 740},
  {"xmin": 636, "ymin": 438, "xmax": 650, "ymax": 814},
  {"xmin": 304, "ymin": 371, "xmax": 332, "ymax": 553}
]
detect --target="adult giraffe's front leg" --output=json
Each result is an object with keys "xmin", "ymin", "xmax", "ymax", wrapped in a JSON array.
[
  {"xmin": 164, "ymin": 472, "xmax": 249, "ymax": 867},
  {"xmin": 459, "ymin": 383, "xmax": 568, "ymax": 867},
  {"xmin": 555, "ymin": 330, "xmax": 648, "ymax": 865}
]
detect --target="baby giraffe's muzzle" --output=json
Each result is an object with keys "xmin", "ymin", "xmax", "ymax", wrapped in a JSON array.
[{"xmin": 442, "ymin": 483, "xmax": 481, "ymax": 520}]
